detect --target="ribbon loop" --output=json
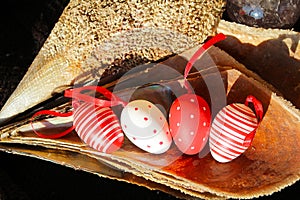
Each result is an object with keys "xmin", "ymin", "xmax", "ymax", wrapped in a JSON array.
[
  {"xmin": 64, "ymin": 86, "xmax": 127, "ymax": 108},
  {"xmin": 243, "ymin": 95, "xmax": 264, "ymax": 147},
  {"xmin": 184, "ymin": 33, "xmax": 226, "ymax": 90},
  {"xmin": 31, "ymin": 86, "xmax": 127, "ymax": 139},
  {"xmin": 30, "ymin": 110, "xmax": 74, "ymax": 139},
  {"xmin": 245, "ymin": 95, "xmax": 264, "ymax": 124}
]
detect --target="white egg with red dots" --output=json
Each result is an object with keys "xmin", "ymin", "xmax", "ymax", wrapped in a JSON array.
[
  {"xmin": 120, "ymin": 100, "xmax": 172, "ymax": 154},
  {"xmin": 169, "ymin": 94, "xmax": 211, "ymax": 155}
]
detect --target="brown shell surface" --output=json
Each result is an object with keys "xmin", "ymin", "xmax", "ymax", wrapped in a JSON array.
[
  {"xmin": 0, "ymin": 46, "xmax": 299, "ymax": 199},
  {"xmin": 217, "ymin": 20, "xmax": 300, "ymax": 109},
  {"xmin": 0, "ymin": 0, "xmax": 225, "ymax": 124}
]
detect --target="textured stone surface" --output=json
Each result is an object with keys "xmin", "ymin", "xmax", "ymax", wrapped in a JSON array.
[{"xmin": 227, "ymin": 0, "xmax": 300, "ymax": 28}]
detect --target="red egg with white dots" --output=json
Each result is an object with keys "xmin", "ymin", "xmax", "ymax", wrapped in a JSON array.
[
  {"xmin": 209, "ymin": 103, "xmax": 258, "ymax": 163},
  {"xmin": 73, "ymin": 102, "xmax": 124, "ymax": 154},
  {"xmin": 120, "ymin": 100, "xmax": 172, "ymax": 154},
  {"xmin": 169, "ymin": 94, "xmax": 211, "ymax": 155}
]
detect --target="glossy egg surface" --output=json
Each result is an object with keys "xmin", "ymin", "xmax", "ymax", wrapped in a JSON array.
[
  {"xmin": 209, "ymin": 103, "xmax": 258, "ymax": 163},
  {"xmin": 169, "ymin": 94, "xmax": 211, "ymax": 155},
  {"xmin": 73, "ymin": 102, "xmax": 124, "ymax": 153},
  {"xmin": 120, "ymin": 100, "xmax": 172, "ymax": 154}
]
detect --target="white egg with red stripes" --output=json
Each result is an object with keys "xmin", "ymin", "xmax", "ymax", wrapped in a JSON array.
[
  {"xmin": 120, "ymin": 99, "xmax": 172, "ymax": 154},
  {"xmin": 209, "ymin": 102, "xmax": 259, "ymax": 163},
  {"xmin": 73, "ymin": 102, "xmax": 124, "ymax": 154}
]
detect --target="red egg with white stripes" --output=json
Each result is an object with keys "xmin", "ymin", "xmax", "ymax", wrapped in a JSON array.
[
  {"xmin": 120, "ymin": 100, "xmax": 172, "ymax": 154},
  {"xmin": 209, "ymin": 103, "xmax": 258, "ymax": 163},
  {"xmin": 73, "ymin": 102, "xmax": 124, "ymax": 154},
  {"xmin": 169, "ymin": 94, "xmax": 211, "ymax": 155}
]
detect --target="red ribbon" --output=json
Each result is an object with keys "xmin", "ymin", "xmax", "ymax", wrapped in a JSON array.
[
  {"xmin": 31, "ymin": 86, "xmax": 126, "ymax": 139},
  {"xmin": 64, "ymin": 86, "xmax": 127, "ymax": 108},
  {"xmin": 243, "ymin": 95, "xmax": 264, "ymax": 147},
  {"xmin": 183, "ymin": 33, "xmax": 226, "ymax": 93},
  {"xmin": 31, "ymin": 110, "xmax": 74, "ymax": 139}
]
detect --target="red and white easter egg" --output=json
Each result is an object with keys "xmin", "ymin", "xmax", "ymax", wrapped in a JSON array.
[
  {"xmin": 73, "ymin": 102, "xmax": 124, "ymax": 154},
  {"xmin": 209, "ymin": 103, "xmax": 258, "ymax": 163},
  {"xmin": 120, "ymin": 100, "xmax": 172, "ymax": 154},
  {"xmin": 169, "ymin": 94, "xmax": 211, "ymax": 155}
]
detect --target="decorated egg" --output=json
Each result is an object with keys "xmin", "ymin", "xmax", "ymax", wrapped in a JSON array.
[
  {"xmin": 73, "ymin": 102, "xmax": 124, "ymax": 154},
  {"xmin": 120, "ymin": 100, "xmax": 172, "ymax": 154},
  {"xmin": 169, "ymin": 94, "xmax": 211, "ymax": 155},
  {"xmin": 209, "ymin": 103, "xmax": 258, "ymax": 163}
]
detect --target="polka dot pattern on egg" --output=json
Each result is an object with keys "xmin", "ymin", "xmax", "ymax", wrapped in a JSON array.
[
  {"xmin": 169, "ymin": 94, "xmax": 211, "ymax": 155},
  {"xmin": 120, "ymin": 100, "xmax": 172, "ymax": 154}
]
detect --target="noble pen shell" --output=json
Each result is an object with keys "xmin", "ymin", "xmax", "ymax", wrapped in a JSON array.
[
  {"xmin": 73, "ymin": 102, "xmax": 124, "ymax": 154},
  {"xmin": 169, "ymin": 94, "xmax": 211, "ymax": 155},
  {"xmin": 0, "ymin": 0, "xmax": 225, "ymax": 126},
  {"xmin": 209, "ymin": 103, "xmax": 259, "ymax": 163},
  {"xmin": 120, "ymin": 100, "xmax": 172, "ymax": 154}
]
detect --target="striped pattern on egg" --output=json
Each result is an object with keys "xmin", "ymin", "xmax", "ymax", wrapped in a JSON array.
[
  {"xmin": 73, "ymin": 102, "xmax": 124, "ymax": 153},
  {"xmin": 209, "ymin": 103, "xmax": 258, "ymax": 163}
]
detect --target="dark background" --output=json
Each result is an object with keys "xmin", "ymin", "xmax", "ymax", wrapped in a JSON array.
[{"xmin": 0, "ymin": 0, "xmax": 299, "ymax": 199}]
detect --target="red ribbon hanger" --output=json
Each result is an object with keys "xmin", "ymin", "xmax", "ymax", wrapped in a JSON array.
[
  {"xmin": 183, "ymin": 33, "xmax": 226, "ymax": 93},
  {"xmin": 243, "ymin": 95, "xmax": 264, "ymax": 147},
  {"xmin": 31, "ymin": 86, "xmax": 126, "ymax": 139}
]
